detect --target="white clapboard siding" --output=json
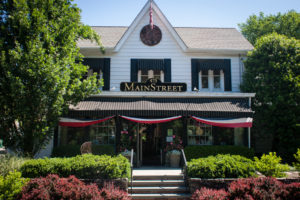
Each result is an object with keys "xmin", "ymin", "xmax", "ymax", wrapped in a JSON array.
[{"xmin": 83, "ymin": 10, "xmax": 243, "ymax": 92}]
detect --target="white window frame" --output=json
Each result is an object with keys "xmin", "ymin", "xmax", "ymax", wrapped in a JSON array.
[
  {"xmin": 138, "ymin": 69, "xmax": 164, "ymax": 82},
  {"xmin": 199, "ymin": 70, "xmax": 224, "ymax": 92}
]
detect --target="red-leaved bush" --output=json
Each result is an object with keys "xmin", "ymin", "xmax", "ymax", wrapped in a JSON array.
[
  {"xmin": 19, "ymin": 174, "xmax": 131, "ymax": 200},
  {"xmin": 228, "ymin": 177, "xmax": 283, "ymax": 200},
  {"xmin": 20, "ymin": 174, "xmax": 101, "ymax": 200},
  {"xmin": 99, "ymin": 182, "xmax": 131, "ymax": 200},
  {"xmin": 191, "ymin": 188, "xmax": 228, "ymax": 200},
  {"xmin": 192, "ymin": 177, "xmax": 300, "ymax": 200}
]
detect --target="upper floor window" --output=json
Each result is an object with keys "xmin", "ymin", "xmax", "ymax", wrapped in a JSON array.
[
  {"xmin": 192, "ymin": 59, "xmax": 231, "ymax": 91},
  {"xmin": 87, "ymin": 69, "xmax": 103, "ymax": 89},
  {"xmin": 131, "ymin": 59, "xmax": 171, "ymax": 83},
  {"xmin": 138, "ymin": 69, "xmax": 164, "ymax": 82},
  {"xmin": 82, "ymin": 58, "xmax": 110, "ymax": 91},
  {"xmin": 199, "ymin": 70, "xmax": 224, "ymax": 91}
]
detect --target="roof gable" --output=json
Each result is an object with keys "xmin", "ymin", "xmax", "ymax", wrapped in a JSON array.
[
  {"xmin": 77, "ymin": 0, "xmax": 253, "ymax": 54},
  {"xmin": 114, "ymin": 0, "xmax": 187, "ymax": 52}
]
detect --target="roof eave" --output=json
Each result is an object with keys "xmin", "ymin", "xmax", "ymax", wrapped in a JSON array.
[
  {"xmin": 186, "ymin": 48, "xmax": 253, "ymax": 55},
  {"xmin": 92, "ymin": 91, "xmax": 256, "ymax": 98}
]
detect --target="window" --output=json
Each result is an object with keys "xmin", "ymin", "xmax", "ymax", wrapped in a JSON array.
[
  {"xmin": 200, "ymin": 70, "xmax": 209, "ymax": 89},
  {"xmin": 187, "ymin": 119, "xmax": 212, "ymax": 145},
  {"xmin": 138, "ymin": 69, "xmax": 164, "ymax": 82},
  {"xmin": 89, "ymin": 119, "xmax": 116, "ymax": 145},
  {"xmin": 213, "ymin": 70, "xmax": 221, "ymax": 89},
  {"xmin": 199, "ymin": 70, "xmax": 224, "ymax": 91},
  {"xmin": 82, "ymin": 58, "xmax": 110, "ymax": 91},
  {"xmin": 87, "ymin": 69, "xmax": 103, "ymax": 90},
  {"xmin": 191, "ymin": 59, "xmax": 231, "ymax": 92}
]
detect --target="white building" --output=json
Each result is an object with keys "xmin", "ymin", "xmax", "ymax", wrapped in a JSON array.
[{"xmin": 46, "ymin": 0, "xmax": 255, "ymax": 166}]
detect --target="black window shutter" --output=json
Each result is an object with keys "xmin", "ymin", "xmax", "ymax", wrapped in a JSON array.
[
  {"xmin": 131, "ymin": 59, "xmax": 138, "ymax": 82},
  {"xmin": 191, "ymin": 59, "xmax": 198, "ymax": 91},
  {"xmin": 224, "ymin": 59, "xmax": 232, "ymax": 91},
  {"xmin": 164, "ymin": 59, "xmax": 171, "ymax": 82},
  {"xmin": 103, "ymin": 58, "xmax": 110, "ymax": 91}
]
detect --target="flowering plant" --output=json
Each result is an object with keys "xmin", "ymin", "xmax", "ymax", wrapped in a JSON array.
[{"xmin": 165, "ymin": 135, "xmax": 183, "ymax": 152}]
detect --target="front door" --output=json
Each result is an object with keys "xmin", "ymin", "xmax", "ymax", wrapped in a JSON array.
[{"xmin": 137, "ymin": 124, "xmax": 163, "ymax": 166}]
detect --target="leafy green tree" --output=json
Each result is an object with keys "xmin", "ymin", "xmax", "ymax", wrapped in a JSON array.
[
  {"xmin": 241, "ymin": 33, "xmax": 300, "ymax": 162},
  {"xmin": 0, "ymin": 0, "xmax": 103, "ymax": 156},
  {"xmin": 238, "ymin": 11, "xmax": 300, "ymax": 45}
]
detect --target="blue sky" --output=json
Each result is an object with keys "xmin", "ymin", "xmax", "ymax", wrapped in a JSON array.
[{"xmin": 74, "ymin": 0, "xmax": 300, "ymax": 29}]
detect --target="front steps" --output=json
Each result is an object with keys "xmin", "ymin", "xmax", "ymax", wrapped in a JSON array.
[{"xmin": 129, "ymin": 168, "xmax": 190, "ymax": 200}]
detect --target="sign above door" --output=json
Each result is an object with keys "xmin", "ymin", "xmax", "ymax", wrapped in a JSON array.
[{"xmin": 120, "ymin": 78, "xmax": 187, "ymax": 92}]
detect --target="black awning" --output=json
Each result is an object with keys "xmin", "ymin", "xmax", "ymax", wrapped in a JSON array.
[{"xmin": 67, "ymin": 96, "xmax": 253, "ymax": 118}]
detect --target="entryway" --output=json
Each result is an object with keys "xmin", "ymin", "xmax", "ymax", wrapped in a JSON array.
[
  {"xmin": 129, "ymin": 167, "xmax": 190, "ymax": 199},
  {"xmin": 137, "ymin": 124, "xmax": 163, "ymax": 166}
]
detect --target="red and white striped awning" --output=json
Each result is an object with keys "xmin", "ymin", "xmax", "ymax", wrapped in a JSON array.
[
  {"xmin": 120, "ymin": 115, "xmax": 182, "ymax": 124},
  {"xmin": 191, "ymin": 116, "xmax": 253, "ymax": 128},
  {"xmin": 59, "ymin": 116, "xmax": 114, "ymax": 127}
]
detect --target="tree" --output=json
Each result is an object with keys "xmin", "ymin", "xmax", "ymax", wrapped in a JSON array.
[
  {"xmin": 241, "ymin": 33, "xmax": 300, "ymax": 162},
  {"xmin": 0, "ymin": 0, "xmax": 103, "ymax": 156},
  {"xmin": 238, "ymin": 11, "xmax": 300, "ymax": 45}
]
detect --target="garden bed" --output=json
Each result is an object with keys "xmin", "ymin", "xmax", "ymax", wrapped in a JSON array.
[{"xmin": 189, "ymin": 177, "xmax": 300, "ymax": 193}]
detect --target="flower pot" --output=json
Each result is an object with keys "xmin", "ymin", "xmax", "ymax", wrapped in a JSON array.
[{"xmin": 170, "ymin": 153, "xmax": 181, "ymax": 168}]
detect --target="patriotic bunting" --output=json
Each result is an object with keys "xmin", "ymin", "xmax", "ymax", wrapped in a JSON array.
[
  {"xmin": 191, "ymin": 116, "xmax": 253, "ymax": 128},
  {"xmin": 59, "ymin": 116, "xmax": 114, "ymax": 127},
  {"xmin": 120, "ymin": 115, "xmax": 182, "ymax": 124}
]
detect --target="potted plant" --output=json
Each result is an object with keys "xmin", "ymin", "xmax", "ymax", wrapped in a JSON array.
[
  {"xmin": 169, "ymin": 149, "xmax": 181, "ymax": 167},
  {"xmin": 165, "ymin": 135, "xmax": 183, "ymax": 168}
]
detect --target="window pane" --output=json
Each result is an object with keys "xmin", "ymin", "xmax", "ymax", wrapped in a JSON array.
[
  {"xmin": 141, "ymin": 69, "xmax": 148, "ymax": 76},
  {"xmin": 153, "ymin": 70, "xmax": 160, "ymax": 76},
  {"xmin": 214, "ymin": 76, "xmax": 220, "ymax": 88},
  {"xmin": 214, "ymin": 70, "xmax": 220, "ymax": 75},
  {"xmin": 202, "ymin": 76, "xmax": 208, "ymax": 88}
]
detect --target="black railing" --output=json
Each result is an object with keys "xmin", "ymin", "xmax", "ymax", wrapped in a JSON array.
[
  {"xmin": 181, "ymin": 149, "xmax": 188, "ymax": 190},
  {"xmin": 130, "ymin": 149, "xmax": 134, "ymax": 195}
]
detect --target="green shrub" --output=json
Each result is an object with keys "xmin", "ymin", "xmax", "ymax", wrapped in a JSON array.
[
  {"xmin": 184, "ymin": 145, "xmax": 254, "ymax": 161},
  {"xmin": 92, "ymin": 144, "xmax": 115, "ymax": 156},
  {"xmin": 0, "ymin": 171, "xmax": 29, "ymax": 200},
  {"xmin": 51, "ymin": 144, "xmax": 115, "ymax": 158},
  {"xmin": 254, "ymin": 152, "xmax": 290, "ymax": 177},
  {"xmin": 0, "ymin": 155, "xmax": 29, "ymax": 176},
  {"xmin": 293, "ymin": 148, "xmax": 300, "ymax": 170},
  {"xmin": 20, "ymin": 154, "xmax": 130, "ymax": 179},
  {"xmin": 187, "ymin": 154, "xmax": 256, "ymax": 178},
  {"xmin": 51, "ymin": 144, "xmax": 81, "ymax": 157}
]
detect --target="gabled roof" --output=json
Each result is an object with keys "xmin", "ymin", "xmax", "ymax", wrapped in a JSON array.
[{"xmin": 77, "ymin": 0, "xmax": 253, "ymax": 53}]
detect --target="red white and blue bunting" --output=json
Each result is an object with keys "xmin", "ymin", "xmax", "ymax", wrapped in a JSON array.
[
  {"xmin": 120, "ymin": 115, "xmax": 182, "ymax": 124},
  {"xmin": 59, "ymin": 116, "xmax": 115, "ymax": 127},
  {"xmin": 191, "ymin": 116, "xmax": 253, "ymax": 128}
]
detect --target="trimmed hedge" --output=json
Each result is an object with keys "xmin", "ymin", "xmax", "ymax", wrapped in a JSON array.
[
  {"xmin": 184, "ymin": 145, "xmax": 254, "ymax": 161},
  {"xmin": 20, "ymin": 154, "xmax": 130, "ymax": 179},
  {"xmin": 187, "ymin": 154, "xmax": 256, "ymax": 178},
  {"xmin": 92, "ymin": 145, "xmax": 115, "ymax": 156},
  {"xmin": 51, "ymin": 144, "xmax": 115, "ymax": 158},
  {"xmin": 51, "ymin": 144, "xmax": 81, "ymax": 157}
]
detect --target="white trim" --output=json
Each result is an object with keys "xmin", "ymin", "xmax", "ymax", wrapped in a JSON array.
[
  {"xmin": 114, "ymin": 0, "xmax": 188, "ymax": 52},
  {"xmin": 92, "ymin": 91, "xmax": 256, "ymax": 98}
]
